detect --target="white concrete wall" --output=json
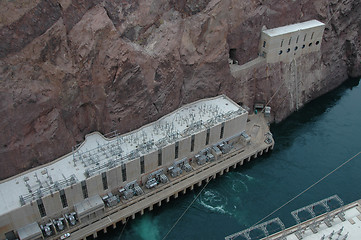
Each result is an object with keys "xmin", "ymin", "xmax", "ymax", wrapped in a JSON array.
[
  {"xmin": 224, "ymin": 114, "xmax": 248, "ymax": 139},
  {"xmin": 87, "ymin": 174, "xmax": 103, "ymax": 197},
  {"xmin": 126, "ymin": 158, "xmax": 140, "ymax": 182},
  {"xmin": 162, "ymin": 143, "xmax": 175, "ymax": 166},
  {"xmin": 41, "ymin": 192, "xmax": 63, "ymax": 217},
  {"xmin": 64, "ymin": 182, "xmax": 83, "ymax": 208},
  {"xmin": 178, "ymin": 136, "xmax": 191, "ymax": 159},
  {"xmin": 0, "ymin": 204, "xmax": 39, "ymax": 237},
  {"xmin": 0, "ymin": 212, "xmax": 11, "ymax": 239},
  {"xmin": 224, "ymin": 118, "xmax": 236, "ymax": 139},
  {"xmin": 194, "ymin": 129, "xmax": 206, "ymax": 153},
  {"xmin": 144, "ymin": 151, "xmax": 158, "ymax": 174},
  {"xmin": 115, "ymin": 164, "xmax": 123, "ymax": 187},
  {"xmin": 107, "ymin": 165, "xmax": 122, "ymax": 191},
  {"xmin": 238, "ymin": 113, "xmax": 248, "ymax": 133},
  {"xmin": 209, "ymin": 123, "xmax": 222, "ymax": 145}
]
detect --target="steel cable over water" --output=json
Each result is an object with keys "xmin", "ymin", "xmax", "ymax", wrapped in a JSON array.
[
  {"xmin": 252, "ymin": 150, "xmax": 361, "ymax": 228},
  {"xmin": 130, "ymin": 3, "xmax": 347, "ymax": 239},
  {"xmin": 239, "ymin": 2, "xmax": 353, "ymax": 235},
  {"xmin": 162, "ymin": 176, "xmax": 214, "ymax": 240},
  {"xmin": 118, "ymin": 217, "xmax": 129, "ymax": 240}
]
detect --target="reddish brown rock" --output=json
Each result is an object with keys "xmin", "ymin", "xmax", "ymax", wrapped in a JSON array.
[{"xmin": 0, "ymin": 0, "xmax": 360, "ymax": 179}]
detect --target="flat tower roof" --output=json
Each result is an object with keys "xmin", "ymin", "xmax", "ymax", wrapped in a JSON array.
[
  {"xmin": 262, "ymin": 20, "xmax": 325, "ymax": 37},
  {"xmin": 0, "ymin": 95, "xmax": 246, "ymax": 216}
]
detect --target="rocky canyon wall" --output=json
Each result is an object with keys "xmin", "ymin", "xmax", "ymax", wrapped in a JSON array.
[{"xmin": 0, "ymin": 0, "xmax": 360, "ymax": 180}]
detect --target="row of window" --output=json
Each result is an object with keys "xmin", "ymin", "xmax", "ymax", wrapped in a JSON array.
[
  {"xmin": 41, "ymin": 175, "xmax": 108, "ymax": 215},
  {"xmin": 136, "ymin": 122, "xmax": 225, "ymax": 176},
  {"xmin": 280, "ymin": 32, "xmax": 315, "ymax": 47},
  {"xmin": 37, "ymin": 122, "xmax": 228, "ymax": 217},
  {"xmin": 263, "ymin": 32, "xmax": 318, "ymax": 49},
  {"xmin": 278, "ymin": 41, "xmax": 320, "ymax": 55},
  {"xmin": 37, "ymin": 188, "xmax": 69, "ymax": 217},
  {"xmin": 115, "ymin": 122, "xmax": 226, "ymax": 182}
]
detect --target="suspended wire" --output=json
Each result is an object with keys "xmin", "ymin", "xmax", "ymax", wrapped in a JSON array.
[
  {"xmin": 252, "ymin": 150, "xmax": 361, "ymax": 228},
  {"xmin": 162, "ymin": 176, "xmax": 213, "ymax": 240},
  {"xmin": 246, "ymin": 3, "xmax": 351, "ymax": 230},
  {"xmin": 118, "ymin": 217, "xmax": 129, "ymax": 240},
  {"xmin": 166, "ymin": 2, "xmax": 347, "ymax": 240}
]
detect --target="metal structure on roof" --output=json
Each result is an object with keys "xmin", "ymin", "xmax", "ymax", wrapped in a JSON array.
[
  {"xmin": 0, "ymin": 95, "xmax": 246, "ymax": 215},
  {"xmin": 71, "ymin": 97, "xmax": 246, "ymax": 178},
  {"xmin": 19, "ymin": 174, "xmax": 77, "ymax": 205}
]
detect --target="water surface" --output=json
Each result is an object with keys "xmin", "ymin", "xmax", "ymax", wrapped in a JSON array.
[{"xmin": 99, "ymin": 78, "xmax": 361, "ymax": 240}]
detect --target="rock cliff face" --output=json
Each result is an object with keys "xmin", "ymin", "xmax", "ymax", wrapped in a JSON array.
[{"xmin": 0, "ymin": 0, "xmax": 360, "ymax": 180}]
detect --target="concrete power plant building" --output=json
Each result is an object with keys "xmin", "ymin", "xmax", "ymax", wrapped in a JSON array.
[{"xmin": 1, "ymin": 95, "xmax": 270, "ymax": 240}]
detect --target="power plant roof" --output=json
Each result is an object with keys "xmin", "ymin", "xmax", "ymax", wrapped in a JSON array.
[{"xmin": 0, "ymin": 95, "xmax": 246, "ymax": 215}]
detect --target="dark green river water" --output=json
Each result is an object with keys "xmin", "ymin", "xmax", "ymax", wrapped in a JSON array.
[{"xmin": 99, "ymin": 77, "xmax": 361, "ymax": 240}]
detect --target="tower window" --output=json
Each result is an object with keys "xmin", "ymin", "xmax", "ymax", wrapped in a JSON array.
[
  {"xmin": 37, "ymin": 199, "xmax": 46, "ymax": 217},
  {"xmin": 60, "ymin": 189, "xmax": 68, "ymax": 208},
  {"xmin": 304, "ymin": 34, "xmax": 307, "ymax": 41},
  {"xmin": 140, "ymin": 156, "xmax": 145, "ymax": 174},
  {"xmin": 102, "ymin": 172, "xmax": 108, "ymax": 190},
  {"xmin": 311, "ymin": 32, "xmax": 314, "ymax": 40},
  {"xmin": 206, "ymin": 129, "xmax": 210, "ymax": 145},
  {"xmin": 122, "ymin": 164, "xmax": 127, "ymax": 182},
  {"xmin": 220, "ymin": 123, "xmax": 225, "ymax": 139},
  {"xmin": 296, "ymin": 35, "xmax": 299, "ymax": 43},
  {"xmin": 158, "ymin": 149, "xmax": 162, "ymax": 166},
  {"xmin": 263, "ymin": 41, "xmax": 266, "ymax": 48},
  {"xmin": 175, "ymin": 142, "xmax": 179, "ymax": 159},
  {"xmin": 81, "ymin": 180, "xmax": 88, "ymax": 199},
  {"xmin": 191, "ymin": 135, "xmax": 195, "ymax": 152},
  {"xmin": 288, "ymin": 37, "xmax": 292, "ymax": 45},
  {"xmin": 280, "ymin": 39, "xmax": 284, "ymax": 47}
]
